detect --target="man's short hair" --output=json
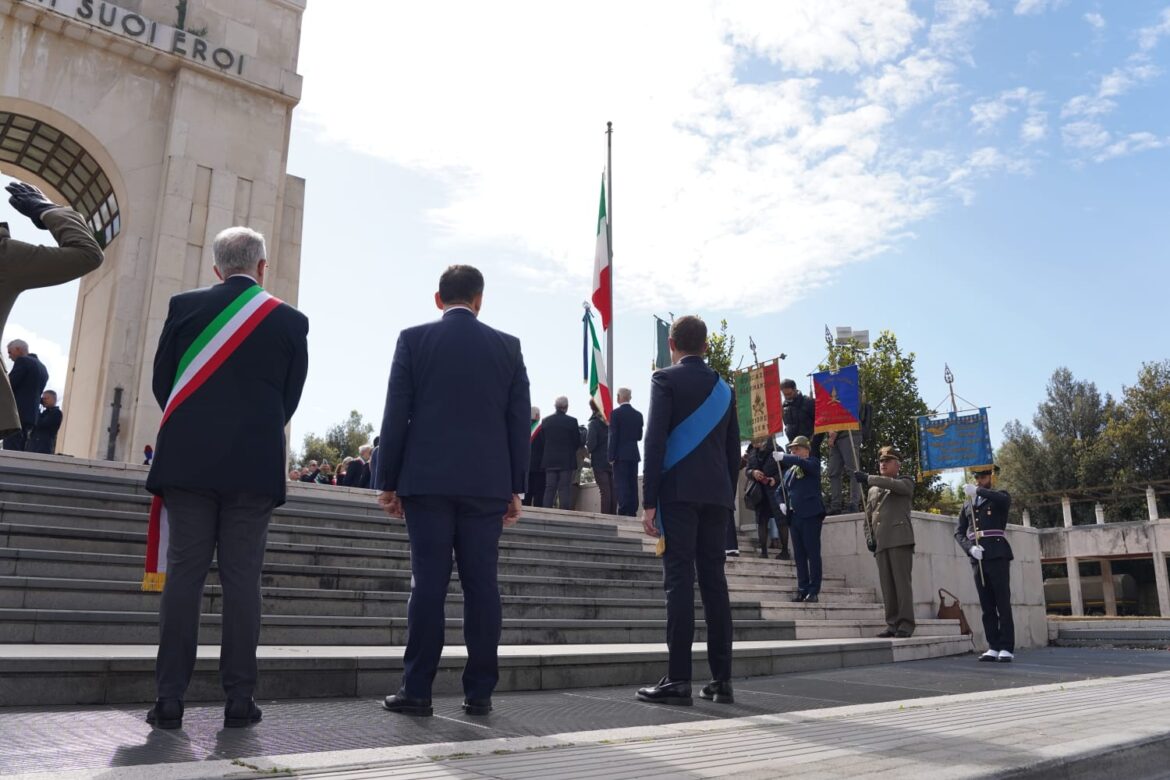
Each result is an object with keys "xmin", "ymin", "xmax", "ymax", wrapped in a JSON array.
[
  {"xmin": 555, "ymin": 396, "xmax": 569, "ymax": 411},
  {"xmin": 531, "ymin": 406, "xmax": 541, "ymax": 419},
  {"xmin": 42, "ymin": 389, "xmax": 57, "ymax": 400},
  {"xmin": 439, "ymin": 265, "xmax": 485, "ymax": 304},
  {"xmin": 7, "ymin": 339, "xmax": 27, "ymax": 352},
  {"xmin": 359, "ymin": 444, "xmax": 373, "ymax": 457},
  {"xmin": 213, "ymin": 227, "xmax": 266, "ymax": 277},
  {"xmin": 670, "ymin": 315, "xmax": 707, "ymax": 355},
  {"xmin": 780, "ymin": 378, "xmax": 797, "ymax": 391},
  {"xmin": 617, "ymin": 387, "xmax": 631, "ymax": 402}
]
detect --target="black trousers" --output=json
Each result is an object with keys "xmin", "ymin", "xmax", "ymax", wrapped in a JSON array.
[
  {"xmin": 543, "ymin": 469, "xmax": 574, "ymax": 509},
  {"xmin": 660, "ymin": 501, "xmax": 733, "ymax": 682},
  {"xmin": 754, "ymin": 503, "xmax": 788, "ymax": 553},
  {"xmin": 790, "ymin": 516, "xmax": 823, "ymax": 596},
  {"xmin": 2, "ymin": 428, "xmax": 28, "ymax": 451},
  {"xmin": 614, "ymin": 461, "xmax": 639, "ymax": 516},
  {"xmin": 594, "ymin": 468, "xmax": 616, "ymax": 514},
  {"xmin": 974, "ymin": 557, "xmax": 1014, "ymax": 652},
  {"xmin": 524, "ymin": 472, "xmax": 545, "ymax": 507},
  {"xmin": 155, "ymin": 488, "xmax": 275, "ymax": 701},
  {"xmin": 401, "ymin": 495, "xmax": 506, "ymax": 700}
]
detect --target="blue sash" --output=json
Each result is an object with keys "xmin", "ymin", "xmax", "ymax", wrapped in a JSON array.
[{"xmin": 655, "ymin": 379, "xmax": 733, "ymax": 548}]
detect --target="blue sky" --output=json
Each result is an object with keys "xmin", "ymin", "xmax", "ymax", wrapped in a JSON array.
[{"xmin": 4, "ymin": 0, "xmax": 1169, "ymax": 463}]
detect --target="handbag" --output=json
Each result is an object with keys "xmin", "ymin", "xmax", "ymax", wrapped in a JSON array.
[
  {"xmin": 744, "ymin": 477, "xmax": 764, "ymax": 510},
  {"xmin": 937, "ymin": 588, "xmax": 972, "ymax": 635}
]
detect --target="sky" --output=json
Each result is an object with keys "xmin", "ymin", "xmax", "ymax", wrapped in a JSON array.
[{"xmin": 3, "ymin": 0, "xmax": 1170, "ymax": 463}]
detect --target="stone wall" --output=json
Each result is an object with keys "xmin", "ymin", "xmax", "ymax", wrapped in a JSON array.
[{"xmin": 821, "ymin": 512, "xmax": 1048, "ymax": 650}]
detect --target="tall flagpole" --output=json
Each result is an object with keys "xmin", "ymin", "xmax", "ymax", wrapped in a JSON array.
[{"xmin": 606, "ymin": 121, "xmax": 614, "ymax": 396}]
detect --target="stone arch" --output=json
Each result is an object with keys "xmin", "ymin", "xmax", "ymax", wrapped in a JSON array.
[{"xmin": 0, "ymin": 98, "xmax": 128, "ymax": 248}]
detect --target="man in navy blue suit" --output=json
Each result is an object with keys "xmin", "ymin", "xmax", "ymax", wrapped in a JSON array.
[
  {"xmin": 775, "ymin": 436, "xmax": 826, "ymax": 602},
  {"xmin": 637, "ymin": 316, "xmax": 741, "ymax": 707},
  {"xmin": 378, "ymin": 265, "xmax": 530, "ymax": 718},
  {"xmin": 608, "ymin": 387, "xmax": 643, "ymax": 516}
]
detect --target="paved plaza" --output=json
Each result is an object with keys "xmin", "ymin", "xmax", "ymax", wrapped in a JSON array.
[{"xmin": 4, "ymin": 647, "xmax": 1170, "ymax": 778}]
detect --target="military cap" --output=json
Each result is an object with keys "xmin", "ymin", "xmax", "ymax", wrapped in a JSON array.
[
  {"xmin": 972, "ymin": 465, "xmax": 1001, "ymax": 477},
  {"xmin": 787, "ymin": 435, "xmax": 812, "ymax": 451},
  {"xmin": 878, "ymin": 445, "xmax": 903, "ymax": 462}
]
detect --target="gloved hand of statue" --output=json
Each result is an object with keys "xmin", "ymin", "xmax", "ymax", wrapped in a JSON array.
[
  {"xmin": 852, "ymin": 470, "xmax": 868, "ymax": 485},
  {"xmin": 970, "ymin": 544, "xmax": 984, "ymax": 561},
  {"xmin": 963, "ymin": 483, "xmax": 978, "ymax": 498},
  {"xmin": 5, "ymin": 182, "xmax": 60, "ymax": 230}
]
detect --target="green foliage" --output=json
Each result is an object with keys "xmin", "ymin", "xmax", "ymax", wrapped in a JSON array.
[
  {"xmin": 820, "ymin": 330, "xmax": 944, "ymax": 511},
  {"xmin": 706, "ymin": 319, "xmax": 737, "ymax": 384},
  {"xmin": 1100, "ymin": 360, "xmax": 1170, "ymax": 487},
  {"xmin": 298, "ymin": 410, "xmax": 374, "ymax": 467}
]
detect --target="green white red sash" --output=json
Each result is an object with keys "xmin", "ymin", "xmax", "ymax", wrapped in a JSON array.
[
  {"xmin": 530, "ymin": 419, "xmax": 542, "ymax": 442},
  {"xmin": 143, "ymin": 284, "xmax": 282, "ymax": 592}
]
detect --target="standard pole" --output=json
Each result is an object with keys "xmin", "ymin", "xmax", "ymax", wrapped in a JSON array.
[{"xmin": 606, "ymin": 121, "xmax": 614, "ymax": 395}]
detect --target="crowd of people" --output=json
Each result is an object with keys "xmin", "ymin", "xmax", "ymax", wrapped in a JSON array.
[
  {"xmin": 0, "ymin": 339, "xmax": 64, "ymax": 455},
  {"xmin": 288, "ymin": 440, "xmax": 380, "ymax": 489}
]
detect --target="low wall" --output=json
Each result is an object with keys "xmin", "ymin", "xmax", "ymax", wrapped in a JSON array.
[{"xmin": 821, "ymin": 512, "xmax": 1047, "ymax": 650}]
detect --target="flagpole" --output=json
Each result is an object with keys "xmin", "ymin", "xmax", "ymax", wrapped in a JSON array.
[{"xmin": 606, "ymin": 121, "xmax": 614, "ymax": 396}]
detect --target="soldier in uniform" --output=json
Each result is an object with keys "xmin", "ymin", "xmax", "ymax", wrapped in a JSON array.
[
  {"xmin": 955, "ymin": 465, "xmax": 1014, "ymax": 662},
  {"xmin": 855, "ymin": 446, "xmax": 916, "ymax": 638}
]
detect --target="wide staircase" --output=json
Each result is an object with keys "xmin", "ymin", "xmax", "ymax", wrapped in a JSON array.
[{"xmin": 0, "ymin": 452, "xmax": 968, "ymax": 705}]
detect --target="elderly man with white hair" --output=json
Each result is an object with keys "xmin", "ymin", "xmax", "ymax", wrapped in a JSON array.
[
  {"xmin": 540, "ymin": 396, "xmax": 581, "ymax": 509},
  {"xmin": 145, "ymin": 226, "xmax": 309, "ymax": 730}
]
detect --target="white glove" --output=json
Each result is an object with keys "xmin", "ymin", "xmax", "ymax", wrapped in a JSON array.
[
  {"xmin": 970, "ymin": 544, "xmax": 984, "ymax": 561},
  {"xmin": 963, "ymin": 483, "xmax": 978, "ymax": 498},
  {"xmin": 772, "ymin": 450, "xmax": 784, "ymax": 463},
  {"xmin": 778, "ymin": 503, "xmax": 787, "ymax": 515}
]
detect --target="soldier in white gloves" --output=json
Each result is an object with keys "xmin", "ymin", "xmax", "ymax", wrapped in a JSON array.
[{"xmin": 955, "ymin": 465, "xmax": 1014, "ymax": 662}]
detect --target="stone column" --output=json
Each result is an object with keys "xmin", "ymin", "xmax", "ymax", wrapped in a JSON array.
[
  {"xmin": 1063, "ymin": 496, "xmax": 1084, "ymax": 616},
  {"xmin": 1022, "ymin": 509, "xmax": 1032, "ymax": 528},
  {"xmin": 1148, "ymin": 486, "xmax": 1170, "ymax": 617},
  {"xmin": 1149, "ymin": 486, "xmax": 1161, "ymax": 522},
  {"xmin": 1100, "ymin": 559, "xmax": 1117, "ymax": 616},
  {"xmin": 1095, "ymin": 503, "xmax": 1106, "ymax": 524}
]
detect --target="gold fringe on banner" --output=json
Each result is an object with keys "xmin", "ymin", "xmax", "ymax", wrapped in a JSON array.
[{"xmin": 142, "ymin": 572, "xmax": 166, "ymax": 593}]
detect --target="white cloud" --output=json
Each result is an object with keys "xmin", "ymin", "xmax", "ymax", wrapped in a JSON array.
[
  {"xmin": 1020, "ymin": 111, "xmax": 1049, "ymax": 142},
  {"xmin": 1061, "ymin": 120, "xmax": 1111, "ymax": 150},
  {"xmin": 1014, "ymin": 0, "xmax": 1065, "ymax": 15},
  {"xmin": 969, "ymin": 87, "xmax": 1047, "ymax": 143},
  {"xmin": 297, "ymin": 1, "xmax": 1006, "ymax": 313},
  {"xmin": 1094, "ymin": 131, "xmax": 1167, "ymax": 162},
  {"xmin": 1084, "ymin": 12, "xmax": 1105, "ymax": 30},
  {"xmin": 1138, "ymin": 8, "xmax": 1170, "ymax": 51},
  {"xmin": 0, "ymin": 323, "xmax": 69, "ymax": 403}
]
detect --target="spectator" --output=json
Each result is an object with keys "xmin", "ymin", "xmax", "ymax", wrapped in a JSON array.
[
  {"xmin": 780, "ymin": 378, "xmax": 823, "ymax": 454},
  {"xmin": 144, "ymin": 445, "xmax": 155, "ymax": 467},
  {"xmin": 369, "ymin": 436, "xmax": 383, "ymax": 491},
  {"xmin": 3, "ymin": 340, "xmax": 48, "ymax": 451},
  {"xmin": 744, "ymin": 438, "xmax": 785, "ymax": 559},
  {"xmin": 337, "ymin": 457, "xmax": 353, "ymax": 485},
  {"xmin": 357, "ymin": 444, "xmax": 374, "ymax": 488},
  {"xmin": 319, "ymin": 462, "xmax": 335, "ymax": 485},
  {"xmin": 26, "ymin": 389, "xmax": 62, "ymax": 454},
  {"xmin": 299, "ymin": 460, "xmax": 321, "ymax": 483},
  {"xmin": 541, "ymin": 396, "xmax": 581, "ymax": 509},
  {"xmin": 586, "ymin": 400, "xmax": 614, "ymax": 514},
  {"xmin": 525, "ymin": 407, "xmax": 545, "ymax": 507},
  {"xmin": 288, "ymin": 468, "xmax": 301, "ymax": 482}
]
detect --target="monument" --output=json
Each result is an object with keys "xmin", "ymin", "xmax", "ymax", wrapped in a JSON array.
[{"xmin": 0, "ymin": 0, "xmax": 305, "ymax": 461}]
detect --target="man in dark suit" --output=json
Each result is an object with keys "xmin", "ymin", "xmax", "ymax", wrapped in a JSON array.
[
  {"xmin": 525, "ymin": 407, "xmax": 545, "ymax": 507},
  {"xmin": 775, "ymin": 436, "xmax": 827, "ymax": 602},
  {"xmin": 379, "ymin": 265, "xmax": 530, "ymax": 718},
  {"xmin": 26, "ymin": 389, "xmax": 62, "ymax": 454},
  {"xmin": 637, "ymin": 315, "xmax": 741, "ymax": 706},
  {"xmin": 146, "ymin": 226, "xmax": 309, "ymax": 730},
  {"xmin": 781, "ymin": 378, "xmax": 823, "ymax": 454},
  {"xmin": 541, "ymin": 397, "xmax": 581, "ymax": 509},
  {"xmin": 3, "ymin": 340, "xmax": 48, "ymax": 451},
  {"xmin": 608, "ymin": 387, "xmax": 643, "ymax": 516}
]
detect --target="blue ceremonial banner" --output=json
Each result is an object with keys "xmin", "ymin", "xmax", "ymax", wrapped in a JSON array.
[
  {"xmin": 916, "ymin": 408, "xmax": 994, "ymax": 477},
  {"xmin": 813, "ymin": 364, "xmax": 861, "ymax": 433}
]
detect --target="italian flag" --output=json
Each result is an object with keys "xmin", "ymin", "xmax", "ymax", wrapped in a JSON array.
[
  {"xmin": 586, "ymin": 311, "xmax": 613, "ymax": 420},
  {"xmin": 143, "ymin": 284, "xmax": 282, "ymax": 592},
  {"xmin": 591, "ymin": 176, "xmax": 611, "ymax": 330},
  {"xmin": 734, "ymin": 361, "xmax": 784, "ymax": 442}
]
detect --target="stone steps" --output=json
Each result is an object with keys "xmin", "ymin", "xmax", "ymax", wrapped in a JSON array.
[{"xmin": 0, "ymin": 636, "xmax": 975, "ymax": 706}]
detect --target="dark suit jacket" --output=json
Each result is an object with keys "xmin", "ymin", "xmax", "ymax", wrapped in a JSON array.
[
  {"xmin": 779, "ymin": 453, "xmax": 826, "ymax": 521},
  {"xmin": 642, "ymin": 356, "xmax": 741, "ymax": 510},
  {"xmin": 379, "ymin": 308, "xmax": 530, "ymax": 500},
  {"xmin": 9, "ymin": 354, "xmax": 48, "ymax": 428},
  {"xmin": 146, "ymin": 275, "xmax": 309, "ymax": 504},
  {"xmin": 540, "ymin": 411, "xmax": 581, "ymax": 471},
  {"xmin": 344, "ymin": 460, "xmax": 367, "ymax": 488},
  {"xmin": 585, "ymin": 414, "xmax": 611, "ymax": 473},
  {"xmin": 956, "ymin": 487, "xmax": 1014, "ymax": 562},
  {"xmin": 608, "ymin": 403, "xmax": 643, "ymax": 463},
  {"xmin": 27, "ymin": 405, "xmax": 62, "ymax": 453}
]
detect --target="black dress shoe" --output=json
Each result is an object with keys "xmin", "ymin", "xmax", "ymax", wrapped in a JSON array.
[
  {"xmin": 146, "ymin": 698, "xmax": 183, "ymax": 730},
  {"xmin": 224, "ymin": 698, "xmax": 263, "ymax": 728},
  {"xmin": 775, "ymin": 550, "xmax": 790, "ymax": 560},
  {"xmin": 758, "ymin": 549, "xmax": 769, "ymax": 558},
  {"xmin": 636, "ymin": 677, "xmax": 692, "ymax": 706},
  {"xmin": 895, "ymin": 630, "xmax": 914, "ymax": 638},
  {"xmin": 462, "ymin": 698, "xmax": 492, "ymax": 716},
  {"xmin": 699, "ymin": 680, "xmax": 734, "ymax": 704},
  {"xmin": 876, "ymin": 629, "xmax": 896, "ymax": 638},
  {"xmin": 791, "ymin": 594, "xmax": 807, "ymax": 603},
  {"xmin": 804, "ymin": 594, "xmax": 819, "ymax": 603},
  {"xmin": 382, "ymin": 691, "xmax": 433, "ymax": 717}
]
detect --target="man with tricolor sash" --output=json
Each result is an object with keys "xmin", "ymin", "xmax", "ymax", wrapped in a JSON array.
[
  {"xmin": 144, "ymin": 227, "xmax": 309, "ymax": 730},
  {"xmin": 637, "ymin": 315, "xmax": 741, "ymax": 707}
]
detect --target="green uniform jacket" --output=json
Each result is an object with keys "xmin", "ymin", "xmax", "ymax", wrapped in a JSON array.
[
  {"xmin": 0, "ymin": 208, "xmax": 104, "ymax": 436},
  {"xmin": 864, "ymin": 474, "xmax": 916, "ymax": 551}
]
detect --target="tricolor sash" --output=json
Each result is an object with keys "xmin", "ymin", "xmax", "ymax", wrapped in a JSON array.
[
  {"xmin": 655, "ymin": 378, "xmax": 733, "ymax": 556},
  {"xmin": 142, "ymin": 284, "xmax": 283, "ymax": 592},
  {"xmin": 530, "ymin": 419, "xmax": 542, "ymax": 442}
]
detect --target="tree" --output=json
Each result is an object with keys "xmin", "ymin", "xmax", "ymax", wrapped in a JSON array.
[
  {"xmin": 997, "ymin": 368, "xmax": 1113, "ymax": 526},
  {"xmin": 1096, "ymin": 360, "xmax": 1170, "ymax": 518},
  {"xmin": 298, "ymin": 410, "xmax": 374, "ymax": 467},
  {"xmin": 706, "ymin": 319, "xmax": 737, "ymax": 384},
  {"xmin": 820, "ymin": 330, "xmax": 944, "ymax": 511}
]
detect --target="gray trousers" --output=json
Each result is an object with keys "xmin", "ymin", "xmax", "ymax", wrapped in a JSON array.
[
  {"xmin": 543, "ymin": 469, "xmax": 574, "ymax": 510},
  {"xmin": 826, "ymin": 435, "xmax": 861, "ymax": 512},
  {"xmin": 876, "ymin": 545, "xmax": 915, "ymax": 634},
  {"xmin": 155, "ymin": 488, "xmax": 275, "ymax": 701}
]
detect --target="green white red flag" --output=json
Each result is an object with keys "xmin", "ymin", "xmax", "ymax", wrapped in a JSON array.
[
  {"xmin": 584, "ymin": 308, "xmax": 612, "ymax": 420},
  {"xmin": 591, "ymin": 176, "xmax": 611, "ymax": 330}
]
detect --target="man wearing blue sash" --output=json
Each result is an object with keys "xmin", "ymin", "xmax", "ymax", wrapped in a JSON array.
[{"xmin": 637, "ymin": 315, "xmax": 741, "ymax": 706}]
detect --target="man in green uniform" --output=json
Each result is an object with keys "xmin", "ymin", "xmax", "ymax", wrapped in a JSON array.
[{"xmin": 855, "ymin": 446, "xmax": 916, "ymax": 638}]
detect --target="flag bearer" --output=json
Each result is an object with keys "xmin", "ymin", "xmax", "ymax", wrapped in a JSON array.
[{"xmin": 955, "ymin": 465, "xmax": 1015, "ymax": 662}]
